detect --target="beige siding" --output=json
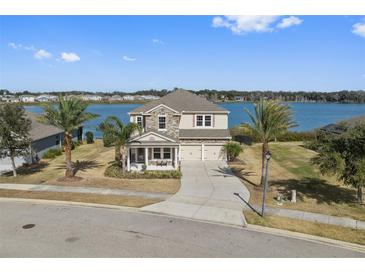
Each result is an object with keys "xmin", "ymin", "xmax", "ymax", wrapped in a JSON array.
[{"xmin": 179, "ymin": 113, "xmax": 228, "ymax": 129}]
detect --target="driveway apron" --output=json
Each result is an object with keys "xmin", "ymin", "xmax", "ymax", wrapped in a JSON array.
[{"xmin": 142, "ymin": 161, "xmax": 250, "ymax": 226}]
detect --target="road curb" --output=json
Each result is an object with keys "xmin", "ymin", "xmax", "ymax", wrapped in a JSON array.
[{"xmin": 246, "ymin": 224, "xmax": 365, "ymax": 254}]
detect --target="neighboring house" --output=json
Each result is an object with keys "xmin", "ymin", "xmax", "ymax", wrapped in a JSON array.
[
  {"xmin": 35, "ymin": 95, "xmax": 58, "ymax": 102},
  {"xmin": 139, "ymin": 95, "xmax": 160, "ymax": 100},
  {"xmin": 234, "ymin": 96, "xmax": 244, "ymax": 102},
  {"xmin": 0, "ymin": 95, "xmax": 20, "ymax": 103},
  {"xmin": 126, "ymin": 89, "xmax": 231, "ymax": 171},
  {"xmin": 0, "ymin": 112, "xmax": 83, "ymax": 173},
  {"xmin": 110, "ymin": 95, "xmax": 123, "ymax": 101},
  {"xmin": 82, "ymin": 95, "xmax": 103, "ymax": 101},
  {"xmin": 122, "ymin": 95, "xmax": 135, "ymax": 101},
  {"xmin": 19, "ymin": 95, "xmax": 35, "ymax": 103}
]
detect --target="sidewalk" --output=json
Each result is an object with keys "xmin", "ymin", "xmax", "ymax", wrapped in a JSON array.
[
  {"xmin": 0, "ymin": 183, "xmax": 171, "ymax": 200},
  {"xmin": 250, "ymin": 204, "xmax": 365, "ymax": 230}
]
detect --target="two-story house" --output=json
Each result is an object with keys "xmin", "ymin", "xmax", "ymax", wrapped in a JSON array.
[{"xmin": 126, "ymin": 89, "xmax": 231, "ymax": 171}]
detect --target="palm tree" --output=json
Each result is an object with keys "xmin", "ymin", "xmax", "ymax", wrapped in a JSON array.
[
  {"xmin": 245, "ymin": 99, "xmax": 297, "ymax": 184},
  {"xmin": 42, "ymin": 95, "xmax": 97, "ymax": 178},
  {"xmin": 98, "ymin": 116, "xmax": 140, "ymax": 171}
]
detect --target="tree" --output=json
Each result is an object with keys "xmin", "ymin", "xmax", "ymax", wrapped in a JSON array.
[
  {"xmin": 223, "ymin": 141, "xmax": 243, "ymax": 162},
  {"xmin": 42, "ymin": 95, "xmax": 97, "ymax": 178},
  {"xmin": 0, "ymin": 104, "xmax": 31, "ymax": 176},
  {"xmin": 98, "ymin": 116, "xmax": 140, "ymax": 171},
  {"xmin": 245, "ymin": 99, "xmax": 297, "ymax": 184},
  {"xmin": 312, "ymin": 124, "xmax": 365, "ymax": 204}
]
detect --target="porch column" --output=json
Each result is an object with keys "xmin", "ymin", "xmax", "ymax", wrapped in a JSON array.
[
  {"xmin": 127, "ymin": 148, "xmax": 130, "ymax": 171},
  {"xmin": 145, "ymin": 147, "xmax": 148, "ymax": 168},
  {"xmin": 174, "ymin": 147, "xmax": 178, "ymax": 169}
]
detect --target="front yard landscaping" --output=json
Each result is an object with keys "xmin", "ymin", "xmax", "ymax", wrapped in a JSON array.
[
  {"xmin": 0, "ymin": 140, "xmax": 180, "ymax": 206},
  {"xmin": 230, "ymin": 142, "xmax": 365, "ymax": 221}
]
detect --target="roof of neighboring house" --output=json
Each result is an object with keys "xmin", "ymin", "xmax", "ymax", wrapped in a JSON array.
[
  {"xmin": 130, "ymin": 89, "xmax": 228, "ymax": 114},
  {"xmin": 26, "ymin": 112, "xmax": 63, "ymax": 141},
  {"xmin": 179, "ymin": 129, "xmax": 231, "ymax": 139},
  {"xmin": 321, "ymin": 115, "xmax": 365, "ymax": 134}
]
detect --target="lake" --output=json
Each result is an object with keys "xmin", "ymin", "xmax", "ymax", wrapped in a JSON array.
[{"xmin": 25, "ymin": 102, "xmax": 365, "ymax": 138}]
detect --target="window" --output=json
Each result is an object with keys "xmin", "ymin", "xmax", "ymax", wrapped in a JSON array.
[
  {"xmin": 158, "ymin": 116, "xmax": 166, "ymax": 130},
  {"xmin": 163, "ymin": 148, "xmax": 171, "ymax": 159},
  {"xmin": 205, "ymin": 115, "xmax": 212, "ymax": 127},
  {"xmin": 136, "ymin": 116, "xmax": 143, "ymax": 127},
  {"xmin": 196, "ymin": 115, "xmax": 212, "ymax": 127},
  {"xmin": 196, "ymin": 115, "xmax": 203, "ymax": 126},
  {"xmin": 153, "ymin": 148, "xmax": 161, "ymax": 159}
]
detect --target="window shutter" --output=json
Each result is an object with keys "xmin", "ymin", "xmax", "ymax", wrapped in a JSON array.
[
  {"xmin": 193, "ymin": 115, "xmax": 195, "ymax": 127},
  {"xmin": 213, "ymin": 115, "xmax": 215, "ymax": 127}
]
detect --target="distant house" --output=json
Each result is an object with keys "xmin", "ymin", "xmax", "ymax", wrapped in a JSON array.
[
  {"xmin": 19, "ymin": 95, "xmax": 35, "ymax": 103},
  {"xmin": 0, "ymin": 112, "xmax": 83, "ymax": 173},
  {"xmin": 35, "ymin": 95, "xmax": 58, "ymax": 102},
  {"xmin": 234, "ymin": 96, "xmax": 244, "ymax": 102},
  {"xmin": 139, "ymin": 95, "xmax": 160, "ymax": 100},
  {"xmin": 122, "ymin": 95, "xmax": 135, "ymax": 101},
  {"xmin": 0, "ymin": 95, "xmax": 20, "ymax": 103},
  {"xmin": 110, "ymin": 95, "xmax": 123, "ymax": 101},
  {"xmin": 82, "ymin": 95, "xmax": 103, "ymax": 101}
]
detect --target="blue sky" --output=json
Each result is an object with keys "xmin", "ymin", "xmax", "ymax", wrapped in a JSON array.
[{"xmin": 0, "ymin": 16, "xmax": 364, "ymax": 92}]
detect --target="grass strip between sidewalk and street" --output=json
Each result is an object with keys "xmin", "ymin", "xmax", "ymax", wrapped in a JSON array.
[
  {"xmin": 0, "ymin": 189, "xmax": 161, "ymax": 208},
  {"xmin": 244, "ymin": 211, "xmax": 365, "ymax": 246}
]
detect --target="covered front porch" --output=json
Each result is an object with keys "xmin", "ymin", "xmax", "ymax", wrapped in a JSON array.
[{"xmin": 127, "ymin": 146, "xmax": 179, "ymax": 172}]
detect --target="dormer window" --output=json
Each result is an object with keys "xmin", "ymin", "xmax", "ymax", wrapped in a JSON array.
[
  {"xmin": 196, "ymin": 115, "xmax": 212, "ymax": 127},
  {"xmin": 158, "ymin": 115, "xmax": 166, "ymax": 130}
]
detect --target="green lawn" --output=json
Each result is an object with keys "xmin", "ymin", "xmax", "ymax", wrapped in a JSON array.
[{"xmin": 230, "ymin": 142, "xmax": 365, "ymax": 221}]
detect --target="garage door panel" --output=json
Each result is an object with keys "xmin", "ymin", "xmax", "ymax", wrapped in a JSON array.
[
  {"xmin": 180, "ymin": 145, "xmax": 201, "ymax": 160},
  {"xmin": 204, "ymin": 145, "xmax": 225, "ymax": 160}
]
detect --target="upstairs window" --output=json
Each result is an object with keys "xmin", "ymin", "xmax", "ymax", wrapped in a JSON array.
[
  {"xmin": 158, "ymin": 116, "xmax": 166, "ymax": 130},
  {"xmin": 196, "ymin": 115, "xmax": 212, "ymax": 127},
  {"xmin": 136, "ymin": 116, "xmax": 143, "ymax": 127},
  {"xmin": 196, "ymin": 115, "xmax": 203, "ymax": 127}
]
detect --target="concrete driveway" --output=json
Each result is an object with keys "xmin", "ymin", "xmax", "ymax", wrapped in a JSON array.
[{"xmin": 142, "ymin": 161, "xmax": 250, "ymax": 226}]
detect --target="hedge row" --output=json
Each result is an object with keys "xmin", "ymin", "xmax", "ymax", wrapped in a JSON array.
[{"xmin": 104, "ymin": 164, "xmax": 182, "ymax": 179}]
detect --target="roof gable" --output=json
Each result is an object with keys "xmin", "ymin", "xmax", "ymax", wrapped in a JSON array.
[
  {"xmin": 130, "ymin": 89, "xmax": 228, "ymax": 114},
  {"xmin": 129, "ymin": 131, "xmax": 177, "ymax": 143}
]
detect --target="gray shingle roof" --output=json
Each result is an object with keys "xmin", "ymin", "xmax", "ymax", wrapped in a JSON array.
[
  {"xmin": 179, "ymin": 129, "xmax": 231, "ymax": 139},
  {"xmin": 26, "ymin": 112, "xmax": 63, "ymax": 141},
  {"xmin": 130, "ymin": 89, "xmax": 228, "ymax": 114}
]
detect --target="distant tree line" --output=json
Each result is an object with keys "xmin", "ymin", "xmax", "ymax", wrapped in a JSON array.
[{"xmin": 2, "ymin": 88, "xmax": 365, "ymax": 103}]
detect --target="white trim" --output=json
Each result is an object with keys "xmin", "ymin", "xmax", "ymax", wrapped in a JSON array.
[
  {"xmin": 152, "ymin": 147, "xmax": 172, "ymax": 160},
  {"xmin": 136, "ymin": 115, "xmax": 143, "ymax": 127},
  {"xmin": 145, "ymin": 103, "xmax": 179, "ymax": 114},
  {"xmin": 129, "ymin": 131, "xmax": 176, "ymax": 143},
  {"xmin": 182, "ymin": 110, "xmax": 230, "ymax": 114},
  {"xmin": 179, "ymin": 137, "xmax": 232, "ymax": 140}
]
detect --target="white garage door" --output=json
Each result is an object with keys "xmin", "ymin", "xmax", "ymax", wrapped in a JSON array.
[
  {"xmin": 204, "ymin": 145, "xmax": 225, "ymax": 160},
  {"xmin": 180, "ymin": 145, "xmax": 202, "ymax": 160}
]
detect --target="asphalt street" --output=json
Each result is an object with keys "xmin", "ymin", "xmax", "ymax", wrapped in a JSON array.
[{"xmin": 0, "ymin": 200, "xmax": 364, "ymax": 257}]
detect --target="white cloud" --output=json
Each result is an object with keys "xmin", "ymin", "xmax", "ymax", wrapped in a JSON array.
[
  {"xmin": 24, "ymin": 45, "xmax": 36, "ymax": 51},
  {"xmin": 212, "ymin": 15, "xmax": 303, "ymax": 34},
  {"xmin": 277, "ymin": 16, "xmax": 303, "ymax": 28},
  {"xmin": 122, "ymin": 55, "xmax": 136, "ymax": 62},
  {"xmin": 61, "ymin": 52, "xmax": 80, "ymax": 62},
  {"xmin": 34, "ymin": 49, "xmax": 52, "ymax": 60},
  {"xmin": 352, "ymin": 20, "xmax": 365, "ymax": 38},
  {"xmin": 212, "ymin": 16, "xmax": 279, "ymax": 34},
  {"xmin": 8, "ymin": 42, "xmax": 22, "ymax": 49},
  {"xmin": 152, "ymin": 38, "xmax": 164, "ymax": 45}
]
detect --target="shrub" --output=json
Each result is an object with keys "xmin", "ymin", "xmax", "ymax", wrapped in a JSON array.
[
  {"xmin": 104, "ymin": 164, "xmax": 182, "ymax": 179},
  {"xmin": 74, "ymin": 140, "xmax": 83, "ymax": 147},
  {"xmin": 85, "ymin": 131, "xmax": 94, "ymax": 144},
  {"xmin": 223, "ymin": 141, "xmax": 243, "ymax": 162},
  {"xmin": 43, "ymin": 148, "xmax": 62, "ymax": 159},
  {"xmin": 102, "ymin": 132, "xmax": 114, "ymax": 147}
]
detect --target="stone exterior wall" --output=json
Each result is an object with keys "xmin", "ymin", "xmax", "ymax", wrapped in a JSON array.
[{"xmin": 145, "ymin": 105, "xmax": 180, "ymax": 139}]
